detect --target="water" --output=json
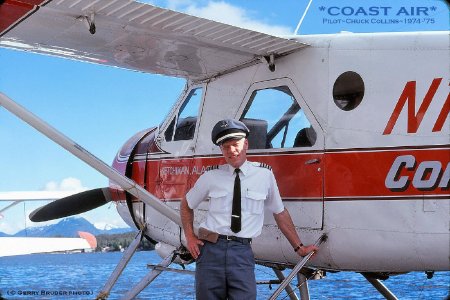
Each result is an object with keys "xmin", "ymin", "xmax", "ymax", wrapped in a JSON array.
[{"xmin": 0, "ymin": 251, "xmax": 448, "ymax": 299}]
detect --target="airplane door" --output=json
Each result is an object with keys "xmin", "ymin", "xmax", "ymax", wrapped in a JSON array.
[{"xmin": 237, "ymin": 78, "xmax": 324, "ymax": 230}]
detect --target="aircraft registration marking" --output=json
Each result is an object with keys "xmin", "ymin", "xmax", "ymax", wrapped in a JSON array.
[{"xmin": 384, "ymin": 78, "xmax": 449, "ymax": 135}]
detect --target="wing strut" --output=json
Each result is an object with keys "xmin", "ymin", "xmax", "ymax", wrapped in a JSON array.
[
  {"xmin": 269, "ymin": 234, "xmax": 327, "ymax": 300},
  {"xmin": 0, "ymin": 92, "xmax": 182, "ymax": 227}
]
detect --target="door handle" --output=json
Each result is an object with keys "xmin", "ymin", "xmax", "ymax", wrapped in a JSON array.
[{"xmin": 305, "ymin": 158, "xmax": 320, "ymax": 165}]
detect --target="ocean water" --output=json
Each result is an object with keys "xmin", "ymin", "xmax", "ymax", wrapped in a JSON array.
[{"xmin": 0, "ymin": 251, "xmax": 448, "ymax": 300}]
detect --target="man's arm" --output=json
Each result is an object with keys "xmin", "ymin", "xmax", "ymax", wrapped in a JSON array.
[
  {"xmin": 273, "ymin": 208, "xmax": 318, "ymax": 257},
  {"xmin": 180, "ymin": 196, "xmax": 203, "ymax": 259}
]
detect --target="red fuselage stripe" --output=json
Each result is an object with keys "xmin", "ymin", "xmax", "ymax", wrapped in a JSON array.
[{"xmin": 117, "ymin": 147, "xmax": 449, "ymax": 202}]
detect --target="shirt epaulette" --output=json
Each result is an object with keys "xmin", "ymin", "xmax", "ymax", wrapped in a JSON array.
[
  {"xmin": 205, "ymin": 165, "xmax": 219, "ymax": 172},
  {"xmin": 258, "ymin": 162, "xmax": 272, "ymax": 170}
]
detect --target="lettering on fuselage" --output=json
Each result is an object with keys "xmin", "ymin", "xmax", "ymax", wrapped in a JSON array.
[
  {"xmin": 160, "ymin": 165, "xmax": 208, "ymax": 176},
  {"xmin": 384, "ymin": 78, "xmax": 450, "ymax": 135},
  {"xmin": 385, "ymin": 155, "xmax": 450, "ymax": 192}
]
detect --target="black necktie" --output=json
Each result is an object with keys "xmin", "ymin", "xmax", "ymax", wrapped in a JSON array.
[{"xmin": 231, "ymin": 168, "xmax": 241, "ymax": 233}]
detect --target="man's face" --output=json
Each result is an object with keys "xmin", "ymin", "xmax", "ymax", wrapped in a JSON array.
[{"xmin": 220, "ymin": 138, "xmax": 248, "ymax": 168}]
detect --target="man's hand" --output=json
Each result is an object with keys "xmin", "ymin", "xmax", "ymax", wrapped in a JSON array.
[
  {"xmin": 186, "ymin": 235, "xmax": 204, "ymax": 259},
  {"xmin": 180, "ymin": 197, "xmax": 204, "ymax": 259},
  {"xmin": 296, "ymin": 244, "xmax": 319, "ymax": 257}
]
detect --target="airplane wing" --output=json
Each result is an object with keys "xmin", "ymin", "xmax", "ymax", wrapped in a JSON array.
[
  {"xmin": 0, "ymin": 190, "xmax": 79, "ymax": 215},
  {"xmin": 0, "ymin": 190, "xmax": 79, "ymax": 201},
  {"xmin": 0, "ymin": 0, "xmax": 308, "ymax": 81}
]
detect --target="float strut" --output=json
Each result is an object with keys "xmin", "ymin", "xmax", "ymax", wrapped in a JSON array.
[
  {"xmin": 120, "ymin": 252, "xmax": 174, "ymax": 300},
  {"xmin": 362, "ymin": 274, "xmax": 398, "ymax": 300},
  {"xmin": 272, "ymin": 269, "xmax": 299, "ymax": 300},
  {"xmin": 297, "ymin": 273, "xmax": 310, "ymax": 300},
  {"xmin": 269, "ymin": 234, "xmax": 327, "ymax": 300},
  {"xmin": 96, "ymin": 228, "xmax": 144, "ymax": 299}
]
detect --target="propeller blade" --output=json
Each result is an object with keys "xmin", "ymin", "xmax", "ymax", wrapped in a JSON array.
[
  {"xmin": 29, "ymin": 188, "xmax": 111, "ymax": 222},
  {"xmin": 0, "ymin": 93, "xmax": 182, "ymax": 227}
]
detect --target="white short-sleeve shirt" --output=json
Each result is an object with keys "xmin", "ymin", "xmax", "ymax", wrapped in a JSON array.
[{"xmin": 186, "ymin": 160, "xmax": 284, "ymax": 238}]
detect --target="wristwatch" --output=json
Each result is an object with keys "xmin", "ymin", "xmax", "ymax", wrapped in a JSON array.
[{"xmin": 294, "ymin": 243, "xmax": 304, "ymax": 253}]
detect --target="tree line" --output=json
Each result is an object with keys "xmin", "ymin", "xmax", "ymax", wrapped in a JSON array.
[{"xmin": 95, "ymin": 231, "xmax": 155, "ymax": 252}]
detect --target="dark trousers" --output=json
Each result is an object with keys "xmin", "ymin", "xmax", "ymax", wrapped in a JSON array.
[{"xmin": 195, "ymin": 239, "xmax": 256, "ymax": 300}]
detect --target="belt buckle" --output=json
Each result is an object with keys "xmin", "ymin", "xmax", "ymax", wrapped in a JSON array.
[{"xmin": 226, "ymin": 235, "xmax": 233, "ymax": 241}]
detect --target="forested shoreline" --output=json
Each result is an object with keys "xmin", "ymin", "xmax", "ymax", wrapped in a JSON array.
[{"xmin": 96, "ymin": 232, "xmax": 155, "ymax": 252}]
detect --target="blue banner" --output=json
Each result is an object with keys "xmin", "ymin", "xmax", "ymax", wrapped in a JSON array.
[{"xmin": 298, "ymin": 0, "xmax": 449, "ymax": 34}]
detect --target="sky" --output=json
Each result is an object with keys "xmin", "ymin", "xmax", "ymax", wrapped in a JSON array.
[{"xmin": 0, "ymin": 0, "xmax": 448, "ymax": 234}]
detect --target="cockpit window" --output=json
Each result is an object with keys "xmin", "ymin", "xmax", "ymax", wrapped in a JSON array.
[
  {"xmin": 164, "ymin": 87, "xmax": 203, "ymax": 141},
  {"xmin": 240, "ymin": 86, "xmax": 315, "ymax": 149}
]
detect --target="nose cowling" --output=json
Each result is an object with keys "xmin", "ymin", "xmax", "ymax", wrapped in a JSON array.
[
  {"xmin": 111, "ymin": 127, "xmax": 159, "ymax": 199},
  {"xmin": 112, "ymin": 127, "xmax": 162, "ymax": 232}
]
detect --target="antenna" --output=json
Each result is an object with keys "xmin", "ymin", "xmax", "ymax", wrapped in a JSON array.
[{"xmin": 294, "ymin": 0, "xmax": 313, "ymax": 35}]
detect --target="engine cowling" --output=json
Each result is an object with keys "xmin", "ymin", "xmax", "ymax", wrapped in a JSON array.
[{"xmin": 111, "ymin": 127, "xmax": 161, "ymax": 229}]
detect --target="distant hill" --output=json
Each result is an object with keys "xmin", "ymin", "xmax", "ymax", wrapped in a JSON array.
[{"xmin": 0, "ymin": 217, "xmax": 134, "ymax": 237}]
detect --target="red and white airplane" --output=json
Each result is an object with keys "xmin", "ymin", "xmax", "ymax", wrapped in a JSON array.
[{"xmin": 0, "ymin": 0, "xmax": 448, "ymax": 299}]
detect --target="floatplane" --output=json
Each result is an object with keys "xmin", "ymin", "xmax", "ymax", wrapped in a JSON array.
[{"xmin": 0, "ymin": 0, "xmax": 448, "ymax": 299}]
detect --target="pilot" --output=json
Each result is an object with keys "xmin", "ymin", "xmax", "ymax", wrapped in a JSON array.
[{"xmin": 180, "ymin": 119, "xmax": 318, "ymax": 300}]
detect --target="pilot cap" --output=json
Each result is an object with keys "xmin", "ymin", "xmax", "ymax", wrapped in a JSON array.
[{"xmin": 211, "ymin": 119, "xmax": 250, "ymax": 145}]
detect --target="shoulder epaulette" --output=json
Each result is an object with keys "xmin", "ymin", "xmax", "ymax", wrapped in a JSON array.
[
  {"xmin": 205, "ymin": 165, "xmax": 219, "ymax": 172},
  {"xmin": 258, "ymin": 162, "xmax": 272, "ymax": 170}
]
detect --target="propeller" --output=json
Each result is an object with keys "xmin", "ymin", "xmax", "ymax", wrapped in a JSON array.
[
  {"xmin": 0, "ymin": 93, "xmax": 182, "ymax": 227},
  {"xmin": 29, "ymin": 188, "xmax": 112, "ymax": 222}
]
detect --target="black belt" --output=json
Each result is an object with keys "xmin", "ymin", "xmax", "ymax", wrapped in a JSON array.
[{"xmin": 218, "ymin": 234, "xmax": 252, "ymax": 244}]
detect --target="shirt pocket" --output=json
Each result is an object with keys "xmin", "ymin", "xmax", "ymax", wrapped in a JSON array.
[
  {"xmin": 208, "ymin": 190, "xmax": 228, "ymax": 213},
  {"xmin": 244, "ymin": 190, "xmax": 266, "ymax": 215}
]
